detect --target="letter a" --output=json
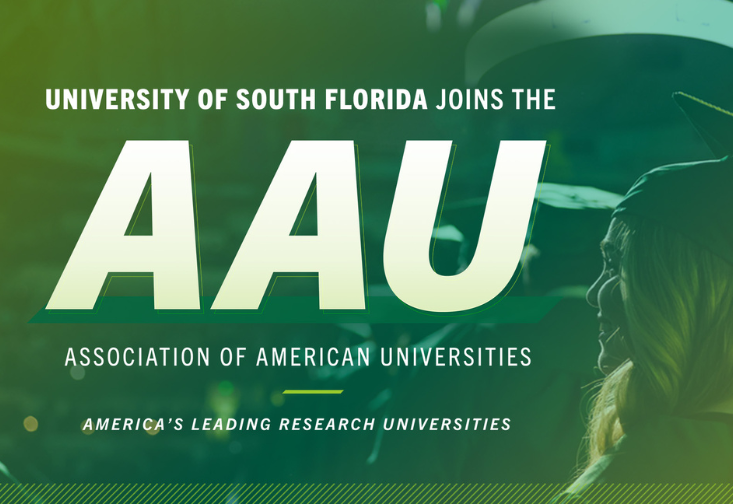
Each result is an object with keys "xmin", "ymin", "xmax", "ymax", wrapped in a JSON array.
[
  {"xmin": 212, "ymin": 141, "xmax": 365, "ymax": 310},
  {"xmin": 47, "ymin": 141, "xmax": 200, "ymax": 310}
]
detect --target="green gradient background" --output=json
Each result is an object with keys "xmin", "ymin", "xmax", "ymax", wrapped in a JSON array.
[{"xmin": 2, "ymin": 0, "xmax": 733, "ymax": 491}]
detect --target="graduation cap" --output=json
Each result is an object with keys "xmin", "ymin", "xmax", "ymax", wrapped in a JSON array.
[
  {"xmin": 613, "ymin": 93, "xmax": 733, "ymax": 266},
  {"xmin": 440, "ymin": 182, "xmax": 622, "ymax": 259},
  {"xmin": 535, "ymin": 183, "xmax": 623, "ymax": 211},
  {"xmin": 447, "ymin": 183, "xmax": 623, "ymax": 212},
  {"xmin": 674, "ymin": 92, "xmax": 733, "ymax": 158}
]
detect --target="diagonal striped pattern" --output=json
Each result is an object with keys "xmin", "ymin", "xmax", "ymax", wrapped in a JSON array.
[
  {"xmin": 552, "ymin": 483, "xmax": 733, "ymax": 503},
  {"xmin": 0, "ymin": 483, "xmax": 730, "ymax": 503}
]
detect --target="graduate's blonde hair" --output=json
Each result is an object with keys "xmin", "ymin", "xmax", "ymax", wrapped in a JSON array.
[{"xmin": 587, "ymin": 215, "xmax": 733, "ymax": 465}]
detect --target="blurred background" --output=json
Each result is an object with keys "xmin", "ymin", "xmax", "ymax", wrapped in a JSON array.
[{"xmin": 1, "ymin": 0, "xmax": 732, "ymax": 485}]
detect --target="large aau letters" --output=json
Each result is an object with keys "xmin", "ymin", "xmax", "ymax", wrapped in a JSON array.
[{"xmin": 47, "ymin": 140, "xmax": 546, "ymax": 313}]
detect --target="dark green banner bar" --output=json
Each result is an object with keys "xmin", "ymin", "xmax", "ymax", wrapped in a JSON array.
[{"xmin": 30, "ymin": 296, "xmax": 560, "ymax": 324}]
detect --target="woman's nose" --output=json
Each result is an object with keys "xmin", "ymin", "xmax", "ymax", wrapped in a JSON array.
[{"xmin": 586, "ymin": 276, "xmax": 602, "ymax": 308}]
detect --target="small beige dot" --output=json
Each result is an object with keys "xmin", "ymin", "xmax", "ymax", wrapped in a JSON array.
[{"xmin": 24, "ymin": 416, "xmax": 39, "ymax": 432}]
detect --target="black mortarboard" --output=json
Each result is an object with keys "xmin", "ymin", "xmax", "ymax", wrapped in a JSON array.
[{"xmin": 612, "ymin": 93, "xmax": 733, "ymax": 266}]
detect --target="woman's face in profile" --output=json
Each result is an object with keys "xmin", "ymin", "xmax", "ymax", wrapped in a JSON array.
[{"xmin": 587, "ymin": 218, "xmax": 629, "ymax": 374}]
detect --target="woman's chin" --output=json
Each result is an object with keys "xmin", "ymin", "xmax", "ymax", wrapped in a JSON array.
[{"xmin": 598, "ymin": 341, "xmax": 626, "ymax": 375}]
